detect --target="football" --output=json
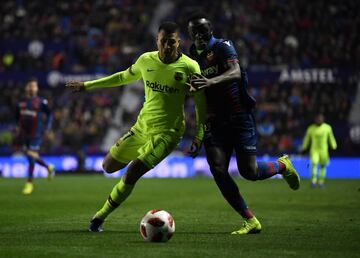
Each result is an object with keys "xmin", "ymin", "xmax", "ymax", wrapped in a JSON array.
[{"xmin": 140, "ymin": 209, "xmax": 175, "ymax": 242}]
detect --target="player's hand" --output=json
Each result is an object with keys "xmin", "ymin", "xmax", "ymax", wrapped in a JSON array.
[
  {"xmin": 186, "ymin": 74, "xmax": 199, "ymax": 92},
  {"xmin": 186, "ymin": 138, "xmax": 202, "ymax": 158},
  {"xmin": 65, "ymin": 81, "xmax": 85, "ymax": 92},
  {"xmin": 187, "ymin": 73, "xmax": 213, "ymax": 91}
]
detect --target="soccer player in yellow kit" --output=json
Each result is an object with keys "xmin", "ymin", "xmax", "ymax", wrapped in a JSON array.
[
  {"xmin": 301, "ymin": 114, "xmax": 337, "ymax": 188},
  {"xmin": 66, "ymin": 22, "xmax": 206, "ymax": 232}
]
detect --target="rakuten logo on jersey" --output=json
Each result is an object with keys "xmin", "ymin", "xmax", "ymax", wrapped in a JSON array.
[{"xmin": 145, "ymin": 80, "xmax": 180, "ymax": 94}]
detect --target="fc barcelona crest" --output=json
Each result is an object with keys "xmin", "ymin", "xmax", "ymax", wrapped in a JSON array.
[{"xmin": 174, "ymin": 72, "xmax": 183, "ymax": 81}]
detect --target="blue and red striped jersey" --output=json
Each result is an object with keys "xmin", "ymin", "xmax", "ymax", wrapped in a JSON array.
[
  {"xmin": 190, "ymin": 36, "xmax": 256, "ymax": 119},
  {"xmin": 16, "ymin": 96, "xmax": 52, "ymax": 138}
]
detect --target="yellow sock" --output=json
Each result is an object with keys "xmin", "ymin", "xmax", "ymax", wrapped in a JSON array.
[
  {"xmin": 311, "ymin": 164, "xmax": 317, "ymax": 184},
  {"xmin": 95, "ymin": 178, "xmax": 134, "ymax": 219},
  {"xmin": 319, "ymin": 166, "xmax": 327, "ymax": 185}
]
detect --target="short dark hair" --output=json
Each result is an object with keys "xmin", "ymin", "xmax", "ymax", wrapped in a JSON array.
[
  {"xmin": 187, "ymin": 10, "xmax": 209, "ymax": 24},
  {"xmin": 158, "ymin": 21, "xmax": 179, "ymax": 34},
  {"xmin": 26, "ymin": 77, "xmax": 38, "ymax": 84}
]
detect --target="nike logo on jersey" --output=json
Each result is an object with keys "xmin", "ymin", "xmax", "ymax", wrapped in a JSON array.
[
  {"xmin": 223, "ymin": 41, "xmax": 231, "ymax": 46},
  {"xmin": 147, "ymin": 69, "xmax": 155, "ymax": 72}
]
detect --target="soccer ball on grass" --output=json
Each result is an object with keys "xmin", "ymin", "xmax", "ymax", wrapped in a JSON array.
[{"xmin": 140, "ymin": 209, "xmax": 175, "ymax": 242}]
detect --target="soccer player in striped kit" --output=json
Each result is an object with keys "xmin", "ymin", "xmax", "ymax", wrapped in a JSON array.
[
  {"xmin": 187, "ymin": 12, "xmax": 300, "ymax": 234},
  {"xmin": 15, "ymin": 78, "xmax": 55, "ymax": 194}
]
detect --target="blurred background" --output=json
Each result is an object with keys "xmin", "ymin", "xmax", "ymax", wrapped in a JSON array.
[{"xmin": 0, "ymin": 0, "xmax": 359, "ymax": 176}]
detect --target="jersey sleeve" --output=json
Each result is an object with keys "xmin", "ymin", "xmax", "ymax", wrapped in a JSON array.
[
  {"xmin": 301, "ymin": 126, "xmax": 312, "ymax": 151},
  {"xmin": 216, "ymin": 40, "xmax": 239, "ymax": 66},
  {"xmin": 188, "ymin": 58, "xmax": 201, "ymax": 75},
  {"xmin": 41, "ymin": 98, "xmax": 53, "ymax": 130},
  {"xmin": 328, "ymin": 125, "xmax": 337, "ymax": 150},
  {"xmin": 84, "ymin": 55, "xmax": 143, "ymax": 90}
]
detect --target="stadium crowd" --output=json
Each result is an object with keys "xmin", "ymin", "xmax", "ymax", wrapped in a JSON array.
[
  {"xmin": 0, "ymin": 0, "xmax": 358, "ymax": 156},
  {"xmin": 172, "ymin": 0, "xmax": 360, "ymax": 69},
  {"xmin": 0, "ymin": 1, "xmax": 156, "ymax": 73},
  {"xmin": 0, "ymin": 81, "xmax": 119, "ymax": 154}
]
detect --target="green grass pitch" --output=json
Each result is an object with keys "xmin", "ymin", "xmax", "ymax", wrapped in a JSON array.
[{"xmin": 0, "ymin": 176, "xmax": 359, "ymax": 258}]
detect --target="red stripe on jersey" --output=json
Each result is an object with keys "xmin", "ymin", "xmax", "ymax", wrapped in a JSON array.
[
  {"xmin": 227, "ymin": 59, "xmax": 239, "ymax": 63},
  {"xmin": 31, "ymin": 115, "xmax": 37, "ymax": 137}
]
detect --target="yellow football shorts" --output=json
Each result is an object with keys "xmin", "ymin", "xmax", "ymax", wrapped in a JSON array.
[
  {"xmin": 109, "ymin": 128, "xmax": 182, "ymax": 168},
  {"xmin": 310, "ymin": 150, "xmax": 329, "ymax": 166}
]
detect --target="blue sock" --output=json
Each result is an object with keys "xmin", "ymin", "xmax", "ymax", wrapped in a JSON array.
[
  {"xmin": 27, "ymin": 156, "xmax": 35, "ymax": 182},
  {"xmin": 34, "ymin": 156, "xmax": 49, "ymax": 169},
  {"xmin": 212, "ymin": 172, "xmax": 254, "ymax": 219},
  {"xmin": 256, "ymin": 161, "xmax": 280, "ymax": 180}
]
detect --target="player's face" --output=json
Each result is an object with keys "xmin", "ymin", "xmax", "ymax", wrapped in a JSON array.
[
  {"xmin": 157, "ymin": 30, "xmax": 180, "ymax": 63},
  {"xmin": 25, "ymin": 81, "xmax": 38, "ymax": 97},
  {"xmin": 315, "ymin": 114, "xmax": 324, "ymax": 125},
  {"xmin": 188, "ymin": 19, "xmax": 212, "ymax": 50}
]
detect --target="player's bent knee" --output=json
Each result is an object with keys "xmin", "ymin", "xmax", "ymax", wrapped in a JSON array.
[
  {"xmin": 102, "ymin": 162, "xmax": 124, "ymax": 173},
  {"xmin": 102, "ymin": 162, "xmax": 116, "ymax": 173},
  {"xmin": 241, "ymin": 173, "xmax": 258, "ymax": 181},
  {"xmin": 102, "ymin": 155, "xmax": 126, "ymax": 173},
  {"xmin": 239, "ymin": 167, "xmax": 258, "ymax": 181}
]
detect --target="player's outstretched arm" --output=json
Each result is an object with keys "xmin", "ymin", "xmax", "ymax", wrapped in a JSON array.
[
  {"xmin": 65, "ymin": 66, "xmax": 141, "ymax": 92},
  {"xmin": 189, "ymin": 62, "xmax": 241, "ymax": 91},
  {"xmin": 65, "ymin": 53, "xmax": 145, "ymax": 91}
]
